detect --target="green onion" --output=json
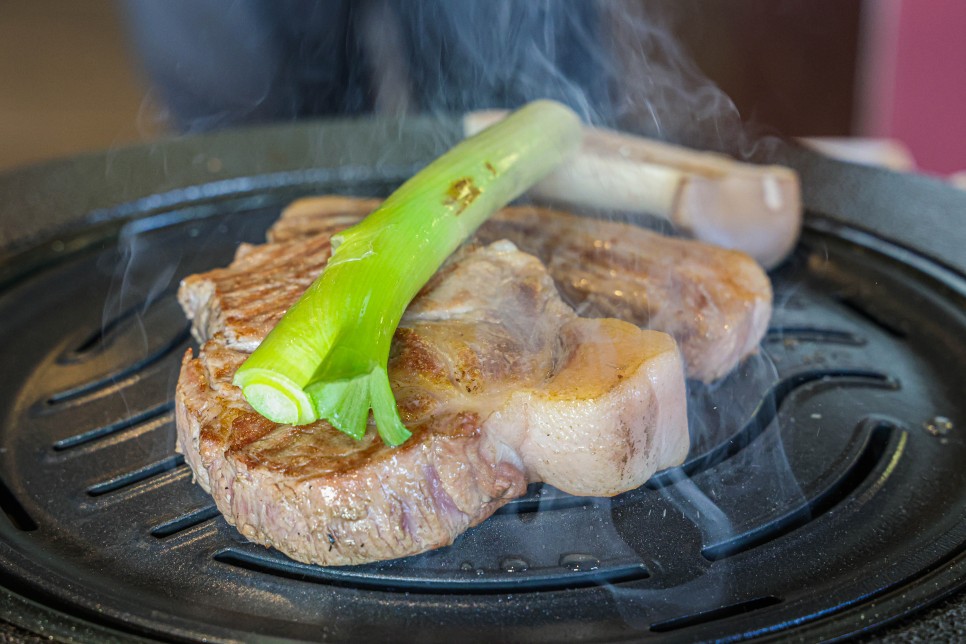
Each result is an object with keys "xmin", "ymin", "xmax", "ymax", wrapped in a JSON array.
[{"xmin": 233, "ymin": 100, "xmax": 582, "ymax": 445}]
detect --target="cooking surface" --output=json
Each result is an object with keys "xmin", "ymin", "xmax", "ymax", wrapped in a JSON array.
[{"xmin": 0, "ymin": 120, "xmax": 964, "ymax": 641}]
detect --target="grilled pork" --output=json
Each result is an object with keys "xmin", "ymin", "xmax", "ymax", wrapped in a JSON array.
[
  {"xmin": 270, "ymin": 197, "xmax": 772, "ymax": 381},
  {"xmin": 176, "ymin": 231, "xmax": 688, "ymax": 566}
]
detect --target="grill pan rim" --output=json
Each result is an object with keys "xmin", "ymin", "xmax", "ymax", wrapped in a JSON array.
[{"xmin": 0, "ymin": 117, "xmax": 965, "ymax": 642}]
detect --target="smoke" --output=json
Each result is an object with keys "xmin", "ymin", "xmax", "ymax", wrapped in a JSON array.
[
  {"xmin": 362, "ymin": 1, "xmax": 752, "ymax": 150},
  {"xmin": 122, "ymin": 0, "xmax": 754, "ymax": 153},
  {"xmin": 106, "ymin": 223, "xmax": 180, "ymax": 355}
]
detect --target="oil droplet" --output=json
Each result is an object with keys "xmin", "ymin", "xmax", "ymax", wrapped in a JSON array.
[
  {"xmin": 559, "ymin": 553, "xmax": 600, "ymax": 572},
  {"xmin": 460, "ymin": 561, "xmax": 474, "ymax": 572},
  {"xmin": 501, "ymin": 557, "xmax": 529, "ymax": 573},
  {"xmin": 923, "ymin": 416, "xmax": 953, "ymax": 437}
]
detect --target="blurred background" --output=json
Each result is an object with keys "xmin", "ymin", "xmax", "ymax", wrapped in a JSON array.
[{"xmin": 1, "ymin": 0, "xmax": 964, "ymax": 177}]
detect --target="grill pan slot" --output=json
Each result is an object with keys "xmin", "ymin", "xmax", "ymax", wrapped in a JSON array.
[
  {"xmin": 838, "ymin": 296, "xmax": 910, "ymax": 339},
  {"xmin": 765, "ymin": 326, "xmax": 865, "ymax": 345},
  {"xmin": 86, "ymin": 455, "xmax": 187, "ymax": 497},
  {"xmin": 150, "ymin": 506, "xmax": 220, "ymax": 539},
  {"xmin": 650, "ymin": 595, "xmax": 784, "ymax": 633},
  {"xmin": 647, "ymin": 369, "xmax": 896, "ymax": 489},
  {"xmin": 212, "ymin": 546, "xmax": 650, "ymax": 593},
  {"xmin": 53, "ymin": 402, "xmax": 173, "ymax": 452},
  {"xmin": 702, "ymin": 420, "xmax": 898, "ymax": 561}
]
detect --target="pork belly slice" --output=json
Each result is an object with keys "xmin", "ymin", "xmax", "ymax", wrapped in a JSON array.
[
  {"xmin": 269, "ymin": 196, "xmax": 772, "ymax": 382},
  {"xmin": 177, "ymin": 237, "xmax": 688, "ymax": 566}
]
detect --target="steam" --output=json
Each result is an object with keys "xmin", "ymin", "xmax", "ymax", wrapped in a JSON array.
[
  {"xmin": 362, "ymin": 1, "xmax": 748, "ymax": 149},
  {"xmin": 123, "ymin": 0, "xmax": 753, "ymax": 152},
  {"xmin": 107, "ymin": 222, "xmax": 180, "ymax": 355},
  {"xmin": 376, "ymin": 2, "xmax": 611, "ymax": 123},
  {"xmin": 103, "ymin": 219, "xmax": 185, "ymax": 425}
]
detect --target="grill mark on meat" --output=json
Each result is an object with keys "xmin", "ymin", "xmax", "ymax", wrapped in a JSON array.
[
  {"xmin": 391, "ymin": 328, "xmax": 450, "ymax": 387},
  {"xmin": 267, "ymin": 197, "xmax": 381, "ymax": 243},
  {"xmin": 454, "ymin": 346, "xmax": 483, "ymax": 394},
  {"xmin": 394, "ymin": 389, "xmax": 441, "ymax": 424},
  {"xmin": 226, "ymin": 412, "xmax": 277, "ymax": 452},
  {"xmin": 180, "ymin": 236, "xmax": 333, "ymax": 348}
]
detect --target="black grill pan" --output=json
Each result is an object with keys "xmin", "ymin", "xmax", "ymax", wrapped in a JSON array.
[{"xmin": 0, "ymin": 117, "xmax": 964, "ymax": 641}]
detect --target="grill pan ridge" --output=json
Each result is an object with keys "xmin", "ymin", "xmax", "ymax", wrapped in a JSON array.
[{"xmin": 0, "ymin": 118, "xmax": 964, "ymax": 642}]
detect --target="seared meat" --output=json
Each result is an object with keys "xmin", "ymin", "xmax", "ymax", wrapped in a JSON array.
[
  {"xmin": 177, "ymin": 232, "xmax": 688, "ymax": 566},
  {"xmin": 478, "ymin": 208, "xmax": 773, "ymax": 382},
  {"xmin": 270, "ymin": 197, "xmax": 772, "ymax": 381}
]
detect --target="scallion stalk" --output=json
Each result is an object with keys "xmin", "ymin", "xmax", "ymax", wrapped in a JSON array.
[{"xmin": 233, "ymin": 100, "xmax": 582, "ymax": 445}]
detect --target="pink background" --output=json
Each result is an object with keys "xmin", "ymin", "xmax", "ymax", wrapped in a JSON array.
[{"xmin": 860, "ymin": 0, "xmax": 966, "ymax": 174}]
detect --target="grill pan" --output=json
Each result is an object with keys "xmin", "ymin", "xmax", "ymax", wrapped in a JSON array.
[{"xmin": 0, "ymin": 117, "xmax": 965, "ymax": 641}]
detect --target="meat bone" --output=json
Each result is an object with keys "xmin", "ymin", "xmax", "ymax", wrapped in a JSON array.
[{"xmin": 464, "ymin": 110, "xmax": 802, "ymax": 269}]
